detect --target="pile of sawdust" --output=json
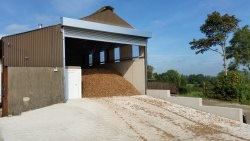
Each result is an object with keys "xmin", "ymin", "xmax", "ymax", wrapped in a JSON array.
[{"xmin": 82, "ymin": 68, "xmax": 140, "ymax": 97}]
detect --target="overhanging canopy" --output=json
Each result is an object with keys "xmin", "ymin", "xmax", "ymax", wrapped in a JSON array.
[{"xmin": 61, "ymin": 17, "xmax": 151, "ymax": 46}]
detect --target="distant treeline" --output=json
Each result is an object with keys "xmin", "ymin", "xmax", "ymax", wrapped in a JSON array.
[{"xmin": 147, "ymin": 65, "xmax": 250, "ymax": 105}]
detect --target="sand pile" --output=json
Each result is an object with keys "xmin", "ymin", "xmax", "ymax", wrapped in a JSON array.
[{"xmin": 82, "ymin": 68, "xmax": 140, "ymax": 97}]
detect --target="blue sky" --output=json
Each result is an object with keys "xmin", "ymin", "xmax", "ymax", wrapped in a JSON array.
[{"xmin": 1, "ymin": 0, "xmax": 250, "ymax": 76}]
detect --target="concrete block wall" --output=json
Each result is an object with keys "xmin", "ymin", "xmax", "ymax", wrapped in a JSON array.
[
  {"xmin": 147, "ymin": 89, "xmax": 171, "ymax": 99},
  {"xmin": 198, "ymin": 106, "xmax": 243, "ymax": 123},
  {"xmin": 7, "ymin": 67, "xmax": 64, "ymax": 115},
  {"xmin": 105, "ymin": 59, "xmax": 146, "ymax": 94},
  {"xmin": 120, "ymin": 45, "xmax": 132, "ymax": 59},
  {"xmin": 165, "ymin": 97, "xmax": 203, "ymax": 107},
  {"xmin": 147, "ymin": 89, "xmax": 243, "ymax": 122},
  {"xmin": 100, "ymin": 45, "xmax": 146, "ymax": 95}
]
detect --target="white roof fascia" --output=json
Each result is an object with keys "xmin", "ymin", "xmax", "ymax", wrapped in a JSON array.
[{"xmin": 61, "ymin": 17, "xmax": 152, "ymax": 38}]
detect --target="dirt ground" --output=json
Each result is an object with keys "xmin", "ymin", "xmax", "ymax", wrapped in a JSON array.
[
  {"xmin": 203, "ymin": 99, "xmax": 250, "ymax": 124},
  {"xmin": 0, "ymin": 95, "xmax": 250, "ymax": 141}
]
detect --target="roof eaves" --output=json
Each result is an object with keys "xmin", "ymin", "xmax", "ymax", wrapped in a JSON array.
[
  {"xmin": 62, "ymin": 17, "xmax": 152, "ymax": 38},
  {"xmin": 1, "ymin": 24, "xmax": 60, "ymax": 39}
]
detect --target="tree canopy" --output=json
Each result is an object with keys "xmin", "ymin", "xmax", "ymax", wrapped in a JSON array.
[
  {"xmin": 189, "ymin": 11, "xmax": 240, "ymax": 76},
  {"xmin": 156, "ymin": 70, "xmax": 181, "ymax": 85},
  {"xmin": 227, "ymin": 25, "xmax": 250, "ymax": 70},
  {"xmin": 147, "ymin": 65, "xmax": 154, "ymax": 79}
]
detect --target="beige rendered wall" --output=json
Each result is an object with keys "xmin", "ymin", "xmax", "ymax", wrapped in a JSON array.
[
  {"xmin": 105, "ymin": 59, "xmax": 146, "ymax": 94},
  {"xmin": 7, "ymin": 67, "xmax": 64, "ymax": 115}
]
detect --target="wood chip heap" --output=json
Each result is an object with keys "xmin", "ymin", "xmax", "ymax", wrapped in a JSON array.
[{"xmin": 82, "ymin": 68, "xmax": 140, "ymax": 97}]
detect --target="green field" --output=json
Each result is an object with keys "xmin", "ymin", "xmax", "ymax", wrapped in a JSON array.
[{"xmin": 179, "ymin": 91, "xmax": 204, "ymax": 98}]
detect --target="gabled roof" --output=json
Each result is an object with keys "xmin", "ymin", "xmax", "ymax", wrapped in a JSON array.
[{"xmin": 80, "ymin": 6, "xmax": 133, "ymax": 29}]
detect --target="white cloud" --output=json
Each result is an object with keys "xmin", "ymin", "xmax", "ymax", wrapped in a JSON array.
[
  {"xmin": 0, "ymin": 34, "xmax": 6, "ymax": 39},
  {"xmin": 51, "ymin": 0, "xmax": 98, "ymax": 15},
  {"xmin": 4, "ymin": 24, "xmax": 30, "ymax": 35}
]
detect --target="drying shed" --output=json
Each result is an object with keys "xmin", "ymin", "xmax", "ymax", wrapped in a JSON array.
[{"xmin": 0, "ymin": 6, "xmax": 151, "ymax": 116}]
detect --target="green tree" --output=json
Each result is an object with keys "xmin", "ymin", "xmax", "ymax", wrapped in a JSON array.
[
  {"xmin": 227, "ymin": 25, "xmax": 250, "ymax": 70},
  {"xmin": 157, "ymin": 70, "xmax": 181, "ymax": 85},
  {"xmin": 180, "ymin": 75, "xmax": 188, "ymax": 86},
  {"xmin": 213, "ymin": 71, "xmax": 243, "ymax": 100},
  {"xmin": 147, "ymin": 65, "xmax": 154, "ymax": 79},
  {"xmin": 189, "ymin": 11, "xmax": 240, "ymax": 76},
  {"xmin": 187, "ymin": 74, "xmax": 206, "ymax": 86}
]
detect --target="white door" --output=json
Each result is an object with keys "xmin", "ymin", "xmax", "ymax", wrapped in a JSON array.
[{"xmin": 65, "ymin": 68, "xmax": 81, "ymax": 100}]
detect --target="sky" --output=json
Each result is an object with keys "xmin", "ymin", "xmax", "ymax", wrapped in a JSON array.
[{"xmin": 1, "ymin": 0, "xmax": 250, "ymax": 76}]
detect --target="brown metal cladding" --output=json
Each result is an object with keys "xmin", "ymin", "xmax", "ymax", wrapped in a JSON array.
[
  {"xmin": 0, "ymin": 40, "xmax": 2, "ymax": 59},
  {"xmin": 81, "ymin": 6, "xmax": 134, "ymax": 29},
  {"xmin": 2, "ymin": 25, "xmax": 63, "ymax": 67}
]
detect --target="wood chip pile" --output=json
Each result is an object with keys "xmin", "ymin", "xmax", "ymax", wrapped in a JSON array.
[{"xmin": 82, "ymin": 68, "xmax": 140, "ymax": 97}]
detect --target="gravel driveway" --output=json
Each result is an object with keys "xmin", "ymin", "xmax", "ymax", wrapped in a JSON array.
[{"xmin": 0, "ymin": 95, "xmax": 249, "ymax": 141}]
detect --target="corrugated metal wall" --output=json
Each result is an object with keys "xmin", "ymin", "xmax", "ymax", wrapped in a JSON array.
[
  {"xmin": 2, "ymin": 25, "xmax": 63, "ymax": 67},
  {"xmin": 0, "ymin": 40, "xmax": 2, "ymax": 58}
]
